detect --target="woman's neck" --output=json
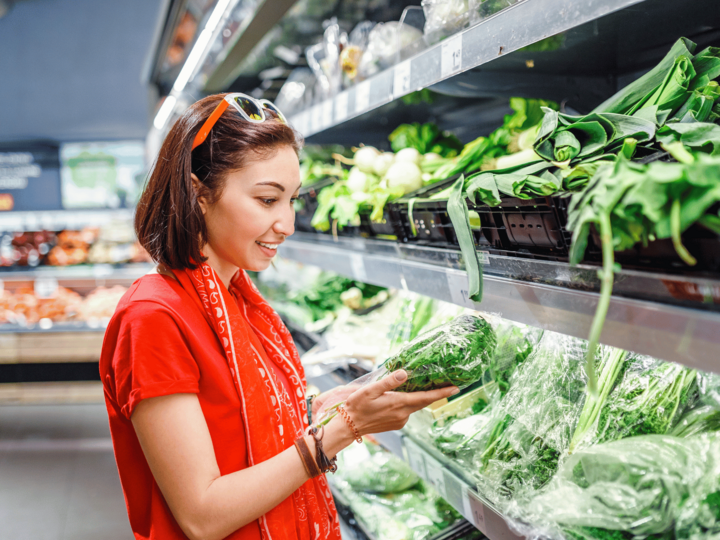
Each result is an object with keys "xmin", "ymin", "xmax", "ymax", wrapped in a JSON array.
[{"xmin": 201, "ymin": 245, "xmax": 238, "ymax": 289}]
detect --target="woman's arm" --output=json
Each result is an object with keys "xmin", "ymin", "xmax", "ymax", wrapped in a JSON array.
[{"xmin": 132, "ymin": 370, "xmax": 456, "ymax": 540}]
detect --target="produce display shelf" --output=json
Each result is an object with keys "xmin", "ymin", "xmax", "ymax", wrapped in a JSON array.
[
  {"xmin": 0, "ymin": 263, "xmax": 153, "ymax": 281},
  {"xmin": 0, "ymin": 322, "xmax": 108, "ymax": 335},
  {"xmin": 280, "ymin": 233, "xmax": 720, "ymax": 374},
  {"xmin": 401, "ymin": 434, "xmax": 522, "ymax": 540},
  {"xmin": 287, "ymin": 0, "xmax": 718, "ymax": 138},
  {"xmin": 0, "ymin": 209, "xmax": 135, "ymax": 232}
]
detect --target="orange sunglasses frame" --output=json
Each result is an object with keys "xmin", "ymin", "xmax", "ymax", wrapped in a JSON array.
[{"xmin": 191, "ymin": 94, "xmax": 286, "ymax": 150}]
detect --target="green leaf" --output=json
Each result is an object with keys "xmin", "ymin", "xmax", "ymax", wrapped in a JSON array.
[{"xmin": 447, "ymin": 175, "xmax": 483, "ymax": 302}]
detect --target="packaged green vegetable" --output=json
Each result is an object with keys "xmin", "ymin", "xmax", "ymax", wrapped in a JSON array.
[
  {"xmin": 514, "ymin": 434, "xmax": 720, "ymax": 540},
  {"xmin": 381, "ymin": 314, "xmax": 496, "ymax": 393},
  {"xmin": 336, "ymin": 442, "xmax": 420, "ymax": 493}
]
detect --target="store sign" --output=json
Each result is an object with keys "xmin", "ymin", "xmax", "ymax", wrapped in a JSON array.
[
  {"xmin": 60, "ymin": 140, "xmax": 146, "ymax": 209},
  {"xmin": 0, "ymin": 144, "xmax": 62, "ymax": 211}
]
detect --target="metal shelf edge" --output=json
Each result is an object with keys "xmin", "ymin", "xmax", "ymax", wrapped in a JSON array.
[{"xmin": 279, "ymin": 237, "xmax": 720, "ymax": 374}]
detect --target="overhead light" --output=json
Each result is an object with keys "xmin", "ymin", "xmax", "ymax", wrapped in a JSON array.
[
  {"xmin": 173, "ymin": 0, "xmax": 234, "ymax": 93},
  {"xmin": 153, "ymin": 95, "xmax": 178, "ymax": 130},
  {"xmin": 205, "ymin": 0, "xmax": 232, "ymax": 32},
  {"xmin": 173, "ymin": 28, "xmax": 212, "ymax": 92}
]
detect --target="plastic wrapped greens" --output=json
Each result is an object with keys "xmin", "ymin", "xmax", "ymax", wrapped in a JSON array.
[
  {"xmin": 515, "ymin": 434, "xmax": 720, "ymax": 540},
  {"xmin": 430, "ymin": 410, "xmax": 494, "ymax": 460},
  {"xmin": 470, "ymin": 332, "xmax": 594, "ymax": 505},
  {"xmin": 488, "ymin": 319, "xmax": 544, "ymax": 396},
  {"xmin": 579, "ymin": 355, "xmax": 697, "ymax": 449},
  {"xmin": 337, "ymin": 442, "xmax": 420, "ymax": 493},
  {"xmin": 383, "ymin": 314, "xmax": 496, "ymax": 392}
]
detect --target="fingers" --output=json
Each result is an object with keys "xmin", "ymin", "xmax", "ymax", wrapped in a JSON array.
[
  {"xmin": 400, "ymin": 386, "xmax": 459, "ymax": 410},
  {"xmin": 363, "ymin": 370, "xmax": 408, "ymax": 398}
]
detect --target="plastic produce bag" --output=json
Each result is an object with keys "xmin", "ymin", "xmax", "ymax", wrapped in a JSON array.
[
  {"xmin": 430, "ymin": 409, "xmax": 494, "ymax": 459},
  {"xmin": 336, "ymin": 441, "xmax": 420, "ymax": 493},
  {"xmin": 515, "ymin": 433, "xmax": 720, "ymax": 540},
  {"xmin": 359, "ymin": 21, "xmax": 423, "ymax": 78},
  {"xmin": 469, "ymin": 332, "xmax": 592, "ymax": 505},
  {"xmin": 422, "ymin": 0, "xmax": 475, "ymax": 44},
  {"xmin": 487, "ymin": 318, "xmax": 543, "ymax": 396}
]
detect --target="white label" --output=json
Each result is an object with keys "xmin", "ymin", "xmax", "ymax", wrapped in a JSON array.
[
  {"xmin": 335, "ymin": 91, "xmax": 349, "ymax": 122},
  {"xmin": 446, "ymin": 270, "xmax": 471, "ymax": 307},
  {"xmin": 349, "ymin": 253, "xmax": 367, "ymax": 283},
  {"xmin": 462, "ymin": 486, "xmax": 474, "ymax": 522},
  {"xmin": 322, "ymin": 100, "xmax": 333, "ymax": 128},
  {"xmin": 424, "ymin": 457, "xmax": 446, "ymax": 497},
  {"xmin": 404, "ymin": 440, "xmax": 428, "ymax": 480},
  {"xmin": 441, "ymin": 34, "xmax": 463, "ymax": 78},
  {"xmin": 355, "ymin": 81, "xmax": 371, "ymax": 113},
  {"xmin": 467, "ymin": 490, "xmax": 488, "ymax": 533},
  {"xmin": 34, "ymin": 277, "xmax": 58, "ymax": 299},
  {"xmin": 393, "ymin": 60, "xmax": 412, "ymax": 98}
]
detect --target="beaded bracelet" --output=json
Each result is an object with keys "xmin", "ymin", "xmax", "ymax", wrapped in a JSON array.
[{"xmin": 338, "ymin": 405, "xmax": 362, "ymax": 444}]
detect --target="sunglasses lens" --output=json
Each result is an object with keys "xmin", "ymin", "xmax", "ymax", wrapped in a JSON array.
[
  {"xmin": 233, "ymin": 96, "xmax": 263, "ymax": 121},
  {"xmin": 261, "ymin": 101, "xmax": 287, "ymax": 124}
]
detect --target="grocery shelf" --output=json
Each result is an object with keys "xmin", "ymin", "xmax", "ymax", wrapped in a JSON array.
[
  {"xmin": 280, "ymin": 233, "xmax": 720, "ymax": 374},
  {"xmin": 401, "ymin": 434, "xmax": 522, "ymax": 540},
  {"xmin": 0, "ymin": 209, "xmax": 135, "ymax": 232},
  {"xmin": 289, "ymin": 0, "xmax": 719, "ymax": 137}
]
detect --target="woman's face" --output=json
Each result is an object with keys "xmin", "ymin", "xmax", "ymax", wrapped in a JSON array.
[{"xmin": 200, "ymin": 145, "xmax": 301, "ymax": 276}]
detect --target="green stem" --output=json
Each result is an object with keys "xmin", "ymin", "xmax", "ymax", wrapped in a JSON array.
[
  {"xmin": 585, "ymin": 213, "xmax": 616, "ymax": 396},
  {"xmin": 671, "ymin": 198, "xmax": 697, "ymax": 266}
]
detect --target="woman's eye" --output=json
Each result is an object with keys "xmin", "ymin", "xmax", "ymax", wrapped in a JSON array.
[
  {"xmin": 259, "ymin": 198, "xmax": 276, "ymax": 206},
  {"xmin": 290, "ymin": 197, "xmax": 298, "ymax": 205}
]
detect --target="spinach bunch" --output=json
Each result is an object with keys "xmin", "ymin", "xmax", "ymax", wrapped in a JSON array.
[
  {"xmin": 488, "ymin": 320, "xmax": 544, "ymax": 396},
  {"xmin": 382, "ymin": 314, "xmax": 496, "ymax": 392}
]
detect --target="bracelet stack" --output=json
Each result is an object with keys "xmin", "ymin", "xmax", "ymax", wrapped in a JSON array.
[
  {"xmin": 294, "ymin": 437, "xmax": 322, "ymax": 478},
  {"xmin": 338, "ymin": 405, "xmax": 362, "ymax": 444},
  {"xmin": 309, "ymin": 425, "xmax": 337, "ymax": 473}
]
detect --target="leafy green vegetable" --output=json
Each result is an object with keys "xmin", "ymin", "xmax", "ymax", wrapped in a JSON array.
[
  {"xmin": 488, "ymin": 320, "xmax": 543, "ymax": 396},
  {"xmin": 383, "ymin": 314, "xmax": 496, "ymax": 392},
  {"xmin": 389, "ymin": 122, "xmax": 463, "ymax": 158},
  {"xmin": 669, "ymin": 405, "xmax": 720, "ymax": 438},
  {"xmin": 339, "ymin": 443, "xmax": 420, "ymax": 493}
]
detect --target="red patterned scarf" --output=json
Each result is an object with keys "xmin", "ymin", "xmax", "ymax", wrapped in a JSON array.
[{"xmin": 175, "ymin": 262, "xmax": 341, "ymax": 540}]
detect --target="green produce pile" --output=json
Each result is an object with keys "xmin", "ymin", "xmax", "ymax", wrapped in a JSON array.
[
  {"xmin": 332, "ymin": 442, "xmax": 461, "ymax": 540},
  {"xmin": 261, "ymin": 271, "xmax": 386, "ymax": 327},
  {"xmin": 444, "ymin": 37, "xmax": 720, "ymax": 393},
  {"xmin": 382, "ymin": 314, "xmax": 496, "ymax": 392}
]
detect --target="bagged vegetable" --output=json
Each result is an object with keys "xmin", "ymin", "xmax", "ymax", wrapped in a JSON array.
[
  {"xmin": 487, "ymin": 319, "xmax": 544, "ymax": 396},
  {"xmin": 515, "ymin": 434, "xmax": 720, "ymax": 540},
  {"xmin": 382, "ymin": 314, "xmax": 496, "ymax": 393},
  {"xmin": 470, "ymin": 332, "xmax": 595, "ymax": 505},
  {"xmin": 336, "ymin": 442, "xmax": 420, "ymax": 493}
]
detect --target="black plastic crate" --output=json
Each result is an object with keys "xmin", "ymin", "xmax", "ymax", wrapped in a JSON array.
[
  {"xmin": 294, "ymin": 177, "xmax": 337, "ymax": 233},
  {"xmin": 358, "ymin": 207, "xmax": 399, "ymax": 239}
]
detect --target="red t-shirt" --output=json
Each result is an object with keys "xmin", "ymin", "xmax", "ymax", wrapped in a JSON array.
[{"xmin": 101, "ymin": 273, "xmax": 279, "ymax": 540}]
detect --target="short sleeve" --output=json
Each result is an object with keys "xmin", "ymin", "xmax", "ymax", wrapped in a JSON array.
[{"xmin": 107, "ymin": 301, "xmax": 200, "ymax": 420}]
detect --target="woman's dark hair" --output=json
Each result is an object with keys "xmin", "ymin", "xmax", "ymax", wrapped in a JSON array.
[{"xmin": 135, "ymin": 94, "xmax": 302, "ymax": 269}]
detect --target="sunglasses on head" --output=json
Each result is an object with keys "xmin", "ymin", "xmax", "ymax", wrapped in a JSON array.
[{"xmin": 191, "ymin": 93, "xmax": 288, "ymax": 151}]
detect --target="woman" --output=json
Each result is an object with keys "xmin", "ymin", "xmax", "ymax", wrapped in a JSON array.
[{"xmin": 100, "ymin": 94, "xmax": 458, "ymax": 540}]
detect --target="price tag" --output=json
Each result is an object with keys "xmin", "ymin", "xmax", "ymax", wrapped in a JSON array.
[
  {"xmin": 424, "ymin": 457, "xmax": 447, "ymax": 497},
  {"xmin": 322, "ymin": 100, "xmax": 333, "ymax": 128},
  {"xmin": 34, "ymin": 277, "xmax": 58, "ymax": 299},
  {"xmin": 467, "ymin": 490, "xmax": 488, "ymax": 534},
  {"xmin": 446, "ymin": 270, "xmax": 471, "ymax": 307},
  {"xmin": 393, "ymin": 60, "xmax": 412, "ymax": 98},
  {"xmin": 355, "ymin": 80, "xmax": 371, "ymax": 113},
  {"xmin": 312, "ymin": 105, "xmax": 323, "ymax": 133},
  {"xmin": 441, "ymin": 34, "xmax": 463, "ymax": 78},
  {"xmin": 462, "ymin": 486, "xmax": 474, "ymax": 522},
  {"xmin": 403, "ymin": 439, "xmax": 427, "ymax": 480},
  {"xmin": 335, "ymin": 91, "xmax": 349, "ymax": 122},
  {"xmin": 349, "ymin": 253, "xmax": 367, "ymax": 283}
]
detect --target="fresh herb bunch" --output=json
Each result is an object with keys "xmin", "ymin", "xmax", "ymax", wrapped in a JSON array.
[
  {"xmin": 669, "ymin": 405, "xmax": 720, "ymax": 438},
  {"xmin": 382, "ymin": 314, "xmax": 496, "ymax": 392},
  {"xmin": 588, "ymin": 356, "xmax": 697, "ymax": 445}
]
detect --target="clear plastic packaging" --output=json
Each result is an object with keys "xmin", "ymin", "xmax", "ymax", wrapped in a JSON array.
[
  {"xmin": 382, "ymin": 313, "xmax": 496, "ymax": 393},
  {"xmin": 515, "ymin": 433, "xmax": 720, "ymax": 540},
  {"xmin": 336, "ymin": 442, "xmax": 420, "ymax": 493},
  {"xmin": 487, "ymin": 318, "xmax": 544, "ymax": 397},
  {"xmin": 359, "ymin": 21, "xmax": 423, "ymax": 78},
  {"xmin": 469, "ymin": 332, "xmax": 593, "ymax": 506},
  {"xmin": 422, "ymin": 0, "xmax": 475, "ymax": 44}
]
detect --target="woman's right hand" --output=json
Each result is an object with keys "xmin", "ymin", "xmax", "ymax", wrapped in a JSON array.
[{"xmin": 342, "ymin": 370, "xmax": 459, "ymax": 435}]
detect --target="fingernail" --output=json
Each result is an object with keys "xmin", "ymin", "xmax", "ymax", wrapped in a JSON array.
[
  {"xmin": 394, "ymin": 370, "xmax": 408, "ymax": 382},
  {"xmin": 450, "ymin": 387, "xmax": 460, "ymax": 396}
]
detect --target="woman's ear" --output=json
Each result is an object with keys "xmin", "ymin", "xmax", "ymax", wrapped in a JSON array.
[{"xmin": 191, "ymin": 173, "xmax": 207, "ymax": 215}]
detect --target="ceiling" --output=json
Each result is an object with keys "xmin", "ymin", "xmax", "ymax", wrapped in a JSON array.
[{"xmin": 0, "ymin": 0, "xmax": 165, "ymax": 144}]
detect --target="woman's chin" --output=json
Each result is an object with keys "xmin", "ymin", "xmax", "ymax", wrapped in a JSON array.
[{"xmin": 244, "ymin": 258, "xmax": 274, "ymax": 272}]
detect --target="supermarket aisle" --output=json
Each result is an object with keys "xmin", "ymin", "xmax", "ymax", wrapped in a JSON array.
[{"xmin": 0, "ymin": 403, "xmax": 131, "ymax": 540}]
